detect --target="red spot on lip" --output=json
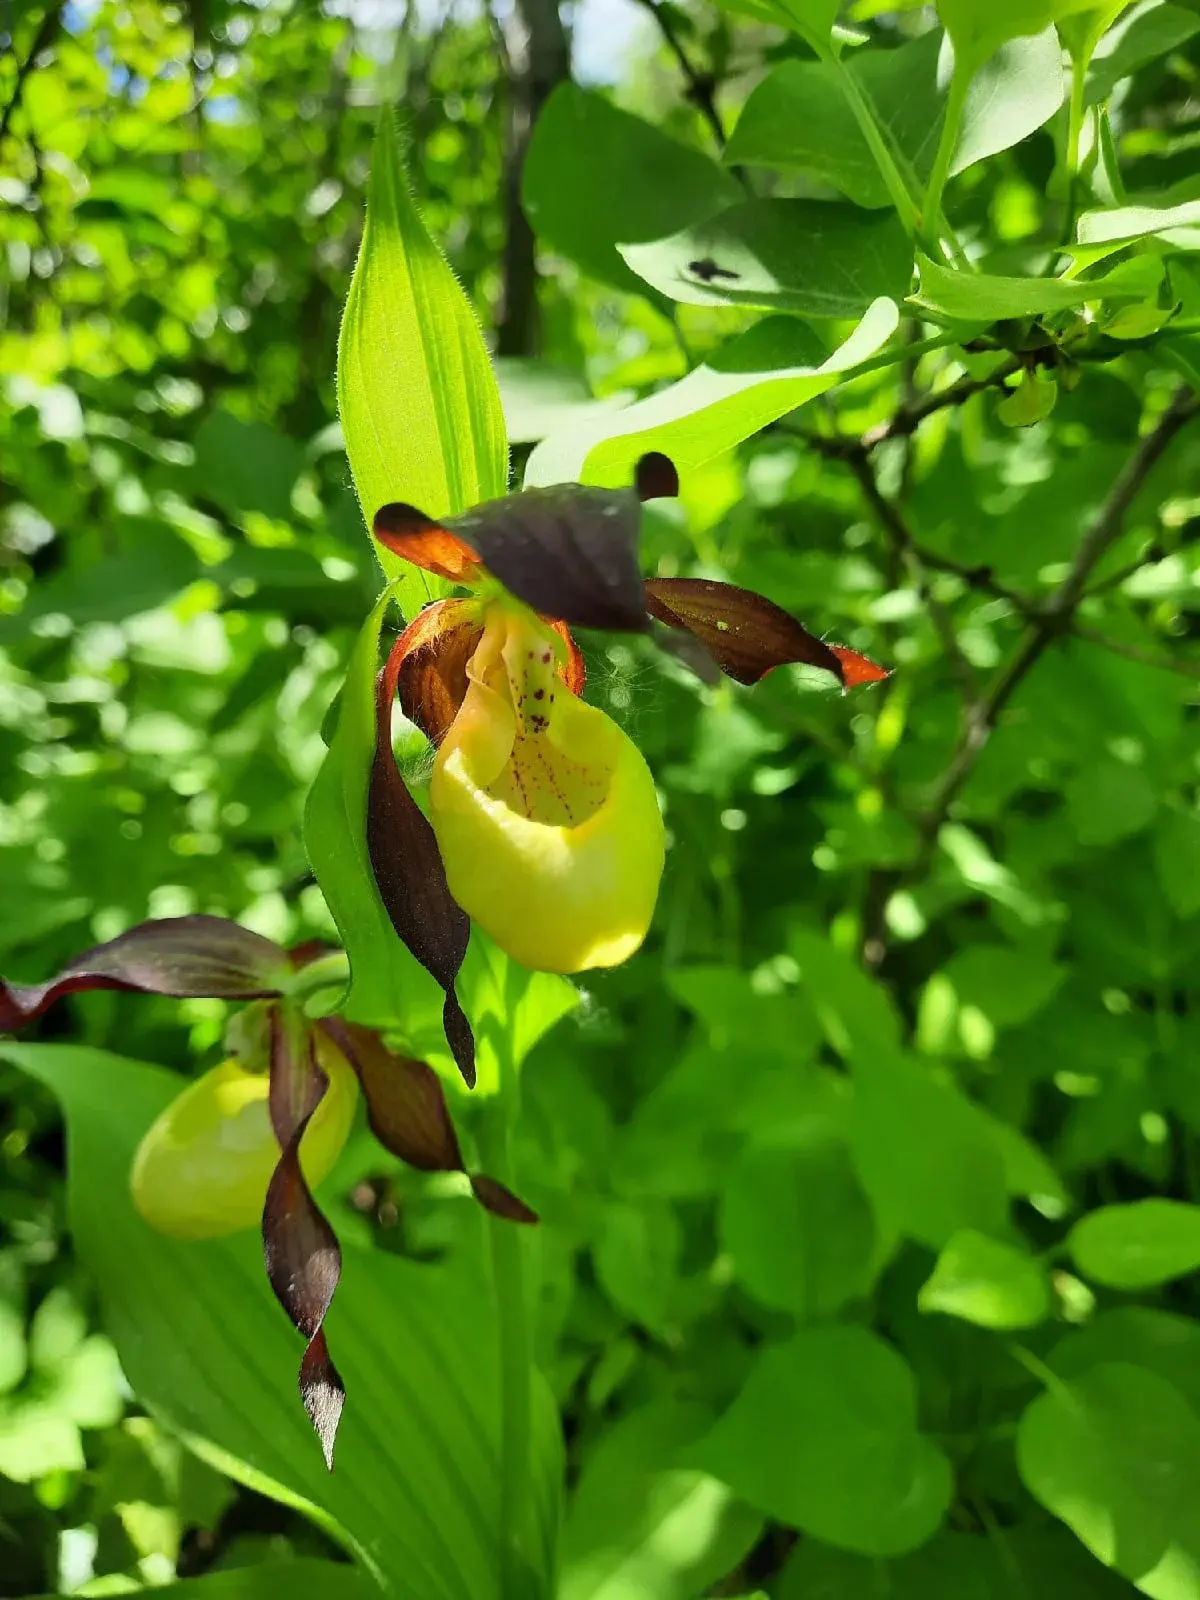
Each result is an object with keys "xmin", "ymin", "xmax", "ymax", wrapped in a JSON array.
[{"xmin": 534, "ymin": 688, "xmax": 544, "ymax": 700}]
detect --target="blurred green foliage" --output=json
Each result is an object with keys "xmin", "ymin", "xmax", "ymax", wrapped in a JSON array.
[{"xmin": 3, "ymin": 0, "xmax": 1200, "ymax": 1596}]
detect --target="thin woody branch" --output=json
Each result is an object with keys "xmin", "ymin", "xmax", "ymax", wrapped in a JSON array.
[
  {"xmin": 860, "ymin": 387, "xmax": 1198, "ymax": 968},
  {"xmin": 919, "ymin": 387, "xmax": 1197, "ymax": 844},
  {"xmin": 627, "ymin": 0, "xmax": 735, "ymax": 164}
]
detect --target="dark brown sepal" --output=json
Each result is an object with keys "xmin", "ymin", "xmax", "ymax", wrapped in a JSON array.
[
  {"xmin": 323, "ymin": 1021, "xmax": 464, "ymax": 1172},
  {"xmin": 469, "ymin": 1174, "xmax": 540, "ymax": 1225},
  {"xmin": 1, "ymin": 916, "xmax": 289, "ymax": 1032},
  {"xmin": 446, "ymin": 484, "xmax": 649, "ymax": 632},
  {"xmin": 263, "ymin": 1010, "xmax": 345, "ymax": 1470},
  {"xmin": 644, "ymin": 577, "xmax": 847, "ymax": 686},
  {"xmin": 635, "ymin": 451, "xmax": 680, "ymax": 502},
  {"xmin": 324, "ymin": 1022, "xmax": 538, "ymax": 1224},
  {"xmin": 368, "ymin": 645, "xmax": 475, "ymax": 1088}
]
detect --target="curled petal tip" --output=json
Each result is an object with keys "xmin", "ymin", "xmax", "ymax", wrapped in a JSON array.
[
  {"xmin": 373, "ymin": 503, "xmax": 484, "ymax": 584},
  {"xmin": 828, "ymin": 645, "xmax": 890, "ymax": 687},
  {"xmin": 470, "ymin": 1174, "xmax": 539, "ymax": 1224}
]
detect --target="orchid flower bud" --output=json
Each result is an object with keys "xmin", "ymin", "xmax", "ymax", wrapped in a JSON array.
[{"xmin": 130, "ymin": 1033, "xmax": 357, "ymax": 1239}]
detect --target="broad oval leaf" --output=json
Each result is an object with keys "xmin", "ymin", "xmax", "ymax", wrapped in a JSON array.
[
  {"xmin": 918, "ymin": 1229, "xmax": 1051, "ymax": 1329},
  {"xmin": 560, "ymin": 1401, "xmax": 762, "ymax": 1600},
  {"xmin": 619, "ymin": 200, "xmax": 913, "ymax": 320},
  {"xmin": 1017, "ymin": 1361, "xmax": 1200, "ymax": 1593},
  {"xmin": 938, "ymin": 0, "xmax": 1103, "ymax": 74},
  {"xmin": 693, "ymin": 1325, "xmax": 952, "ymax": 1556},
  {"xmin": 727, "ymin": 30, "xmax": 1063, "ymax": 208},
  {"xmin": 522, "ymin": 84, "xmax": 740, "ymax": 303},
  {"xmin": 1068, "ymin": 1199, "xmax": 1200, "ymax": 1290}
]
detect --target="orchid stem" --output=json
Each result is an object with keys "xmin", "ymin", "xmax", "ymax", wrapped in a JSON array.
[
  {"xmin": 922, "ymin": 66, "xmax": 967, "ymax": 261},
  {"xmin": 479, "ymin": 1061, "xmax": 534, "ymax": 1597},
  {"xmin": 286, "ymin": 949, "xmax": 351, "ymax": 1000}
]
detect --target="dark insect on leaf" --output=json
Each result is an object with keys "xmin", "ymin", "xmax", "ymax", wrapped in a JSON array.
[
  {"xmin": 688, "ymin": 257, "xmax": 741, "ymax": 283},
  {"xmin": 322, "ymin": 1021, "xmax": 538, "ymax": 1224},
  {"xmin": 368, "ymin": 644, "xmax": 475, "ymax": 1087},
  {"xmin": 0, "ymin": 915, "xmax": 289, "ymax": 1031},
  {"xmin": 446, "ymin": 484, "xmax": 650, "ymax": 632},
  {"xmin": 262, "ymin": 1012, "xmax": 345, "ymax": 1469},
  {"xmin": 644, "ymin": 577, "xmax": 851, "ymax": 685}
]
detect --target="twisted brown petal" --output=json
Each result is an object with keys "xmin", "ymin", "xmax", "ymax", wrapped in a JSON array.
[
  {"xmin": 263, "ymin": 1009, "xmax": 344, "ymax": 1469},
  {"xmin": 368, "ymin": 634, "xmax": 475, "ymax": 1087},
  {"xmin": 645, "ymin": 577, "xmax": 854, "ymax": 686},
  {"xmin": 0, "ymin": 916, "xmax": 289, "ymax": 1032},
  {"xmin": 323, "ymin": 1021, "xmax": 538, "ymax": 1225},
  {"xmin": 394, "ymin": 599, "xmax": 485, "ymax": 746}
]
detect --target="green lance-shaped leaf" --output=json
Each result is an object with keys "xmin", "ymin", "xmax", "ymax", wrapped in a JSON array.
[
  {"xmin": 2, "ymin": 1041, "xmax": 562, "ymax": 1600},
  {"xmin": 909, "ymin": 252, "xmax": 1146, "ymax": 322},
  {"xmin": 337, "ymin": 114, "xmax": 508, "ymax": 619}
]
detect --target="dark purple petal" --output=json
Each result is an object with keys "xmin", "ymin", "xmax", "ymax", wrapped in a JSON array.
[
  {"xmin": 0, "ymin": 916, "xmax": 289, "ymax": 1032},
  {"xmin": 263, "ymin": 1012, "xmax": 345, "ymax": 1470},
  {"xmin": 323, "ymin": 1021, "xmax": 539, "ymax": 1224},
  {"xmin": 644, "ymin": 577, "xmax": 848, "ymax": 686},
  {"xmin": 367, "ymin": 654, "xmax": 475, "ymax": 1088},
  {"xmin": 469, "ymin": 1174, "xmax": 540, "ymax": 1225},
  {"xmin": 445, "ymin": 484, "xmax": 649, "ymax": 632},
  {"xmin": 322, "ymin": 1020, "xmax": 464, "ymax": 1172}
]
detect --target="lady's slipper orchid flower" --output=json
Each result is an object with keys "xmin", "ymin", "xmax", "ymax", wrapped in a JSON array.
[
  {"xmin": 367, "ymin": 453, "xmax": 887, "ymax": 1087},
  {"xmin": 1, "ymin": 915, "xmax": 535, "ymax": 1466},
  {"xmin": 130, "ymin": 1031, "xmax": 358, "ymax": 1240}
]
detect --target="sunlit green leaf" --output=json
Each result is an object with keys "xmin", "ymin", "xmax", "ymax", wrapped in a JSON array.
[
  {"xmin": 619, "ymin": 201, "xmax": 913, "ymax": 319},
  {"xmin": 1, "ymin": 1042, "xmax": 561, "ymax": 1600},
  {"xmin": 337, "ymin": 114, "xmax": 507, "ymax": 618},
  {"xmin": 919, "ymin": 1229, "xmax": 1051, "ymax": 1329},
  {"xmin": 695, "ymin": 1325, "xmax": 952, "ymax": 1556},
  {"xmin": 525, "ymin": 298, "xmax": 900, "ymax": 487}
]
